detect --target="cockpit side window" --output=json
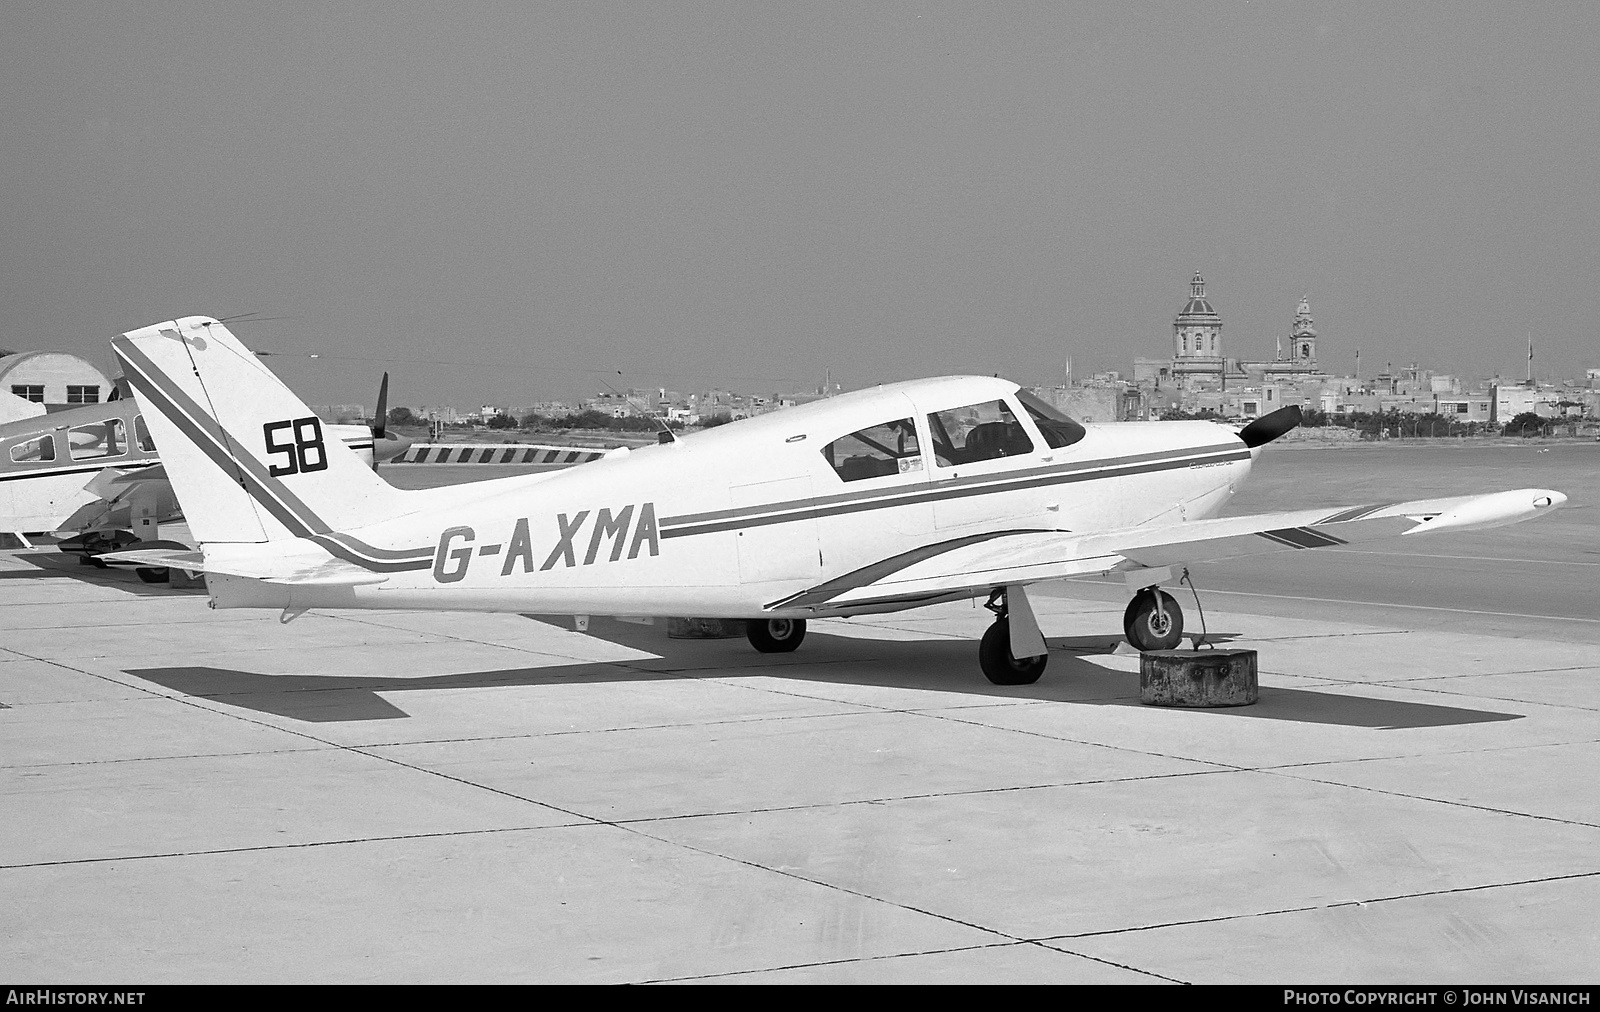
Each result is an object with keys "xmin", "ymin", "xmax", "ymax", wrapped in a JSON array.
[
  {"xmin": 821, "ymin": 417, "xmax": 922, "ymax": 482},
  {"xmin": 926, "ymin": 400, "xmax": 1034, "ymax": 467},
  {"xmin": 1016, "ymin": 390, "xmax": 1086, "ymax": 449},
  {"xmin": 9, "ymin": 434, "xmax": 56, "ymax": 463},
  {"xmin": 69, "ymin": 419, "xmax": 126, "ymax": 460}
]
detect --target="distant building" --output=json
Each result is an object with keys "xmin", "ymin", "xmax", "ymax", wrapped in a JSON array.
[{"xmin": 0, "ymin": 351, "xmax": 112, "ymax": 407}]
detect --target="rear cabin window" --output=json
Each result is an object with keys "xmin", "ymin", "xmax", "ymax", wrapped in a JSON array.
[
  {"xmin": 1016, "ymin": 390, "xmax": 1087, "ymax": 449},
  {"xmin": 822, "ymin": 418, "xmax": 922, "ymax": 482},
  {"xmin": 9, "ymin": 434, "xmax": 56, "ymax": 463},
  {"xmin": 134, "ymin": 415, "xmax": 156, "ymax": 452},
  {"xmin": 69, "ymin": 419, "xmax": 126, "ymax": 460},
  {"xmin": 926, "ymin": 400, "xmax": 1033, "ymax": 466}
]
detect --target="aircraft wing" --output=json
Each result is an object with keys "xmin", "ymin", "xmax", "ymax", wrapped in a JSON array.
[{"xmin": 772, "ymin": 488, "xmax": 1565, "ymax": 613}]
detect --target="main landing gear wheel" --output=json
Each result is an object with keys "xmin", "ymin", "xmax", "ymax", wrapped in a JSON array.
[
  {"xmin": 979, "ymin": 619, "xmax": 1048, "ymax": 686},
  {"xmin": 747, "ymin": 618, "xmax": 807, "ymax": 653},
  {"xmin": 135, "ymin": 567, "xmax": 170, "ymax": 584},
  {"xmin": 1124, "ymin": 589, "xmax": 1184, "ymax": 652}
]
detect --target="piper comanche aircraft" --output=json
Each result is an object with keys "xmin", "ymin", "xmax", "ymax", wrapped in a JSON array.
[
  {"xmin": 108, "ymin": 316, "xmax": 1566, "ymax": 684},
  {"xmin": 0, "ymin": 373, "xmax": 408, "ymax": 579}
]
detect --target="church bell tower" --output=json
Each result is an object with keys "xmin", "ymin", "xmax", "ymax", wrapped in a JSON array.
[{"xmin": 1290, "ymin": 296, "xmax": 1317, "ymax": 366}]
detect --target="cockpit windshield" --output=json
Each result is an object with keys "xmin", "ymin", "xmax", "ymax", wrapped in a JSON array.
[{"xmin": 1016, "ymin": 390, "xmax": 1087, "ymax": 449}]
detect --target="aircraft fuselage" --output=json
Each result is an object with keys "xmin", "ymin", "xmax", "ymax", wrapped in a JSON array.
[{"xmin": 206, "ymin": 377, "xmax": 1254, "ymax": 619}]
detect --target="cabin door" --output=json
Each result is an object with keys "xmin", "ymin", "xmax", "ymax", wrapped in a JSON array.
[{"xmin": 731, "ymin": 475, "xmax": 822, "ymax": 585}]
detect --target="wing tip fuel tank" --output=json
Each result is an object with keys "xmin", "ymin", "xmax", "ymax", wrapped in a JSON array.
[{"xmin": 1402, "ymin": 488, "xmax": 1566, "ymax": 535}]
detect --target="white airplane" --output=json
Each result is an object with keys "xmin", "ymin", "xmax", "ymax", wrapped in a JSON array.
[
  {"xmin": 0, "ymin": 374, "xmax": 408, "ymax": 577},
  {"xmin": 109, "ymin": 316, "xmax": 1566, "ymax": 683}
]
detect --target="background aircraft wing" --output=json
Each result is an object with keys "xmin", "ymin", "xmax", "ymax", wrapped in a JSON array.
[{"xmin": 774, "ymin": 488, "xmax": 1565, "ymax": 612}]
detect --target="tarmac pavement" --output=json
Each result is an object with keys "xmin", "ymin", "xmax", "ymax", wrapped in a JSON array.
[{"xmin": 2, "ymin": 445, "xmax": 1597, "ymax": 983}]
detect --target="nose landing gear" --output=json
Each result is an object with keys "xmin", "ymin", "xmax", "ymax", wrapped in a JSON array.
[{"xmin": 1123, "ymin": 587, "xmax": 1184, "ymax": 652}]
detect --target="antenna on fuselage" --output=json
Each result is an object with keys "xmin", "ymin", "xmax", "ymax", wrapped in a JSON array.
[{"xmin": 604, "ymin": 371, "xmax": 677, "ymax": 444}]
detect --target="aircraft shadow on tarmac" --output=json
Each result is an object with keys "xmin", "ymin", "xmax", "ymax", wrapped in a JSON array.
[{"xmin": 125, "ymin": 617, "xmax": 1521, "ymax": 730}]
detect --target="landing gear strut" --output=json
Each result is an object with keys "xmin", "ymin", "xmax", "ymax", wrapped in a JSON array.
[
  {"xmin": 747, "ymin": 617, "xmax": 806, "ymax": 653},
  {"xmin": 979, "ymin": 588, "xmax": 1048, "ymax": 686},
  {"xmin": 1123, "ymin": 588, "xmax": 1184, "ymax": 651}
]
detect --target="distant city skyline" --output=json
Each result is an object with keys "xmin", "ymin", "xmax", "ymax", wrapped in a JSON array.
[{"xmin": 5, "ymin": 4, "xmax": 1599, "ymax": 405}]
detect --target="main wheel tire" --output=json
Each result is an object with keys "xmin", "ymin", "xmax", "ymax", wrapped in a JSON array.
[
  {"xmin": 747, "ymin": 617, "xmax": 807, "ymax": 653},
  {"xmin": 1123, "ymin": 589, "xmax": 1184, "ymax": 651},
  {"xmin": 135, "ymin": 567, "xmax": 170, "ymax": 584},
  {"xmin": 979, "ymin": 619, "xmax": 1048, "ymax": 685}
]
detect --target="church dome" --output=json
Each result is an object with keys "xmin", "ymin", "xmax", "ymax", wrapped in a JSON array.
[{"xmin": 1176, "ymin": 272, "xmax": 1220, "ymax": 322}]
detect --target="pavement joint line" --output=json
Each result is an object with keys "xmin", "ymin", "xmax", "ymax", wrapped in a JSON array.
[
  {"xmin": 1245, "ymin": 736, "xmax": 1600, "ymax": 777},
  {"xmin": 0, "ymin": 744, "xmax": 339, "ymax": 771},
  {"xmin": 355, "ymin": 706, "xmax": 916, "ymax": 749},
  {"xmin": 607, "ymin": 820, "xmax": 1032, "ymax": 956},
  {"xmin": 639, "ymin": 941, "xmax": 1034, "ymax": 984},
  {"xmin": 1022, "ymin": 938, "xmax": 1190, "ymax": 983},
  {"xmin": 0, "ymin": 649, "xmax": 208, "ymax": 701},
  {"xmin": 0, "ymin": 822, "xmax": 590, "ymax": 872},
  {"xmin": 666, "ymin": 672, "xmax": 1043, "ymax": 714},
  {"xmin": 1260, "ymin": 673, "xmax": 1600, "ymax": 714},
  {"xmin": 907, "ymin": 705, "xmax": 1249, "ymax": 771},
  {"xmin": 609, "ymin": 767, "xmax": 1239, "ymax": 826},
  {"xmin": 1339, "ymin": 663, "xmax": 1600, "ymax": 683},
  {"xmin": 1039, "ymin": 867, "xmax": 1600, "ymax": 943},
  {"xmin": 644, "ymin": 938, "xmax": 1185, "ymax": 985},
  {"xmin": 1257, "ymin": 766, "xmax": 1600, "ymax": 831},
  {"xmin": 24, "ymin": 656, "xmax": 614, "ymax": 826},
  {"xmin": 613, "ymin": 816, "xmax": 1188, "ymax": 985}
]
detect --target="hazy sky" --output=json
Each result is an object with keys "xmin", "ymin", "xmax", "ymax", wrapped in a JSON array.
[{"xmin": 4, "ymin": 2, "xmax": 1598, "ymax": 407}]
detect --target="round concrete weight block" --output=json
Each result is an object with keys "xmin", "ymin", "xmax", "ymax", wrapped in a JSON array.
[
  {"xmin": 667, "ymin": 617, "xmax": 744, "ymax": 639},
  {"xmin": 1139, "ymin": 649, "xmax": 1258, "ymax": 707}
]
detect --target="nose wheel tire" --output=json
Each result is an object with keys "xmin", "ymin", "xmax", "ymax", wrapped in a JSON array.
[
  {"xmin": 979, "ymin": 619, "xmax": 1048, "ymax": 685},
  {"xmin": 747, "ymin": 618, "xmax": 807, "ymax": 653},
  {"xmin": 1123, "ymin": 589, "xmax": 1184, "ymax": 651}
]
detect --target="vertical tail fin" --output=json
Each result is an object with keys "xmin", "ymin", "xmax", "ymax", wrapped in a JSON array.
[{"xmin": 113, "ymin": 316, "xmax": 413, "ymax": 544}]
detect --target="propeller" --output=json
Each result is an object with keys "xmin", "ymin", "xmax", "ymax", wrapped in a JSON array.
[
  {"xmin": 1237, "ymin": 404, "xmax": 1302, "ymax": 448},
  {"xmin": 368, "ymin": 372, "xmax": 411, "ymax": 469},
  {"xmin": 373, "ymin": 372, "xmax": 389, "ymax": 442}
]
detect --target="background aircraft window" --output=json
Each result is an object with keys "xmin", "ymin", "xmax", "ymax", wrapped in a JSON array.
[
  {"xmin": 134, "ymin": 415, "xmax": 157, "ymax": 452},
  {"xmin": 821, "ymin": 418, "xmax": 921, "ymax": 482},
  {"xmin": 1016, "ymin": 390, "xmax": 1086, "ymax": 449},
  {"xmin": 9, "ymin": 434, "xmax": 55, "ymax": 463},
  {"xmin": 926, "ymin": 400, "xmax": 1033, "ymax": 466},
  {"xmin": 68, "ymin": 419, "xmax": 126, "ymax": 460}
]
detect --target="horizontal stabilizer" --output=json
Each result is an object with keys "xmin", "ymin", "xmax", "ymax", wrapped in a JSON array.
[
  {"xmin": 99, "ymin": 548, "xmax": 204, "ymax": 570},
  {"xmin": 99, "ymin": 547, "xmax": 389, "ymax": 586}
]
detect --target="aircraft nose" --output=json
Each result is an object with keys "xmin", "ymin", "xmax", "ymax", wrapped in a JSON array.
[{"xmin": 1533, "ymin": 490, "xmax": 1567, "ymax": 509}]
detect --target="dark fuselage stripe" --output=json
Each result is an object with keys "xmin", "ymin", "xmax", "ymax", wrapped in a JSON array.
[
  {"xmin": 114, "ymin": 339, "xmax": 431, "ymax": 571},
  {"xmin": 661, "ymin": 447, "xmax": 1251, "ymax": 539},
  {"xmin": 661, "ymin": 443, "xmax": 1247, "ymax": 530}
]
